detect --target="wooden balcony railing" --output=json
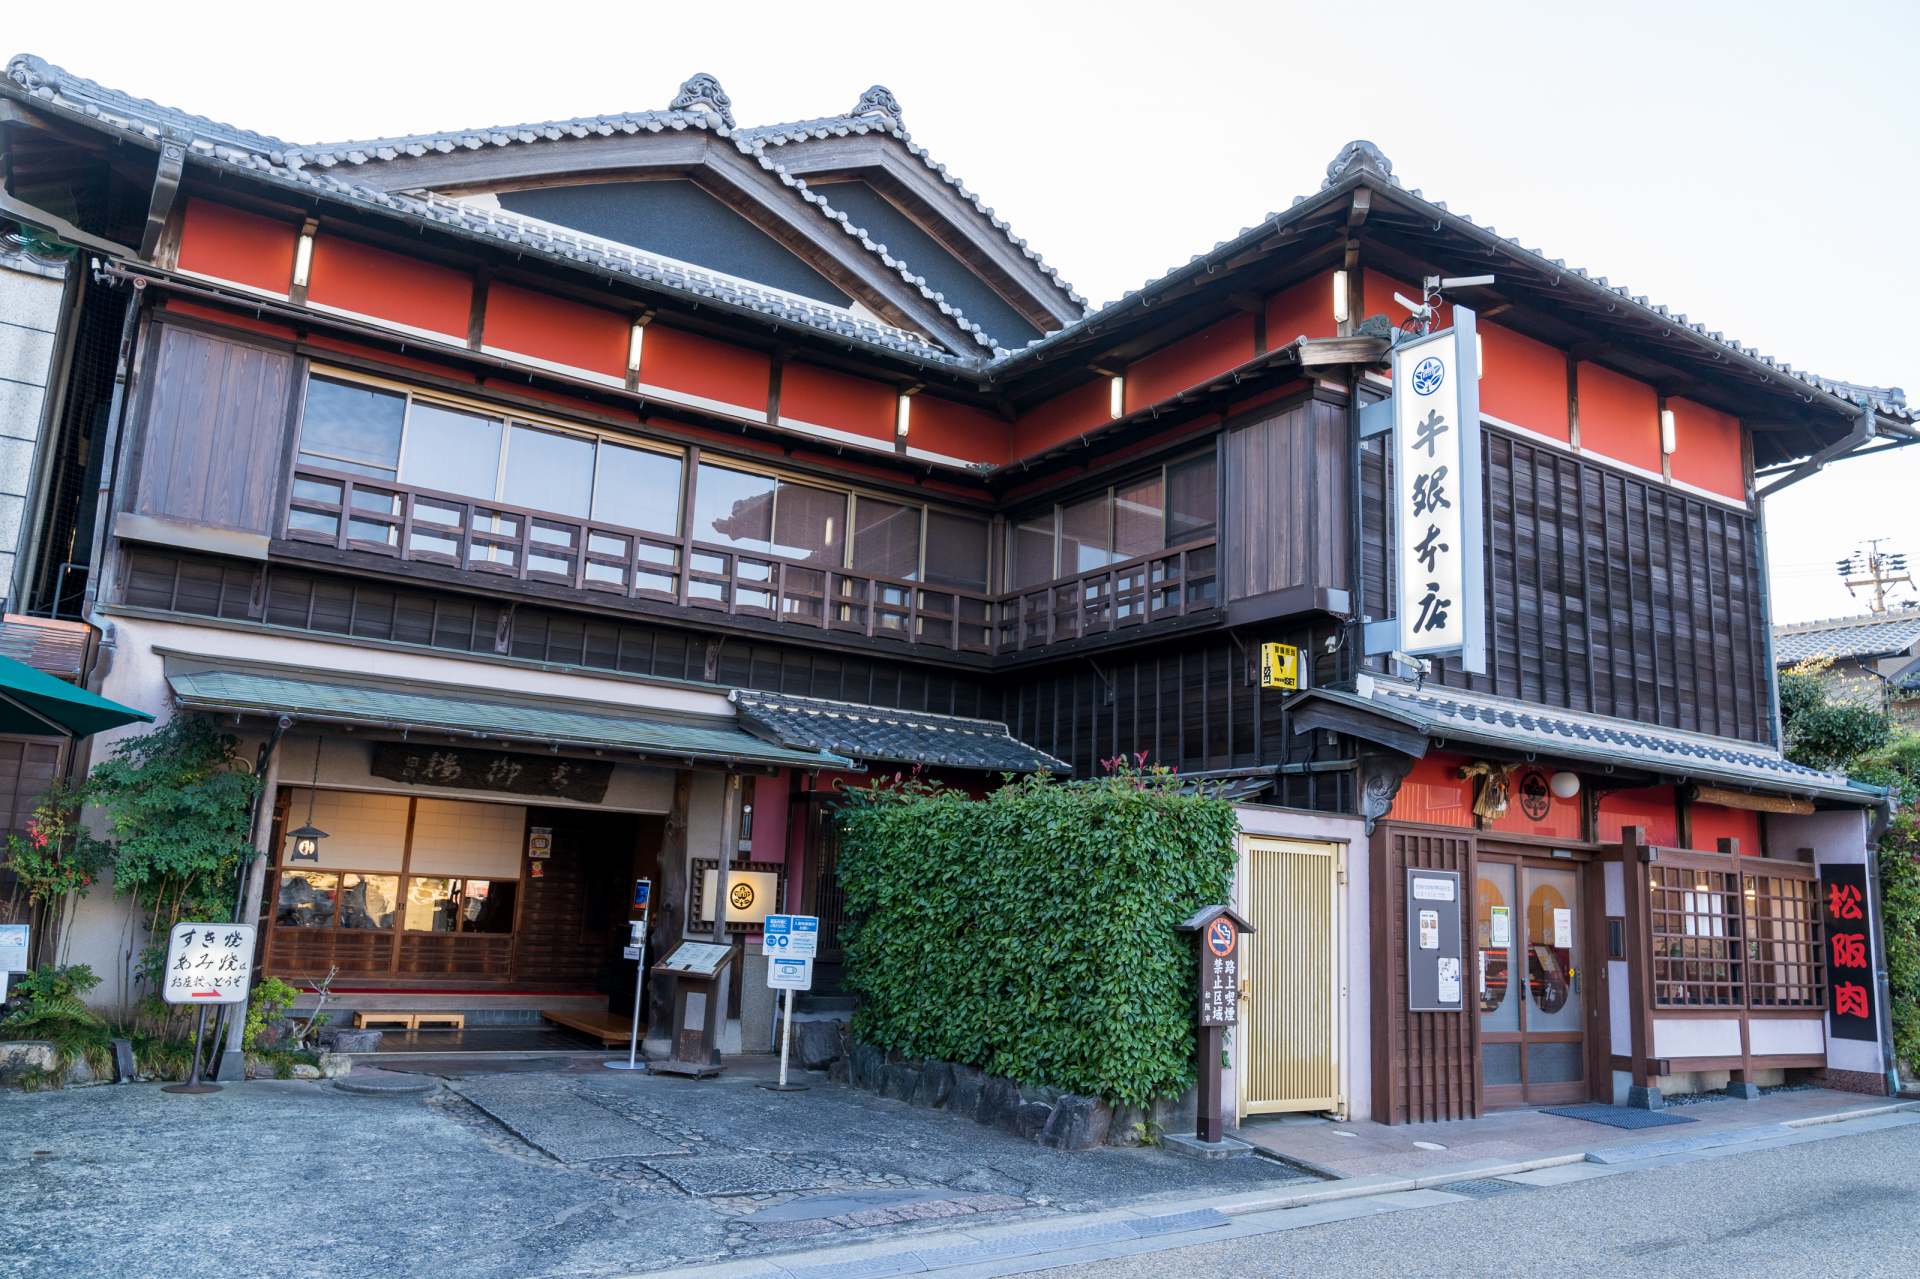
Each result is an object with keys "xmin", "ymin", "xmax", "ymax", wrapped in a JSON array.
[{"xmin": 285, "ymin": 466, "xmax": 1218, "ymax": 658}]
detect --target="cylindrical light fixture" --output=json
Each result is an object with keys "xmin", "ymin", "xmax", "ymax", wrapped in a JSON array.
[
  {"xmin": 896, "ymin": 393, "xmax": 913, "ymax": 437},
  {"xmin": 291, "ymin": 230, "xmax": 315, "ymax": 289},
  {"xmin": 1332, "ymin": 270, "xmax": 1350, "ymax": 325},
  {"xmin": 627, "ymin": 319, "xmax": 647, "ymax": 374},
  {"xmin": 1108, "ymin": 375, "xmax": 1125, "ymax": 420},
  {"xmin": 1660, "ymin": 407, "xmax": 1677, "ymax": 455}
]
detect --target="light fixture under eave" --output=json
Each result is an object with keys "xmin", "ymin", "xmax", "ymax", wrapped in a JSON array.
[
  {"xmin": 292, "ymin": 229, "xmax": 315, "ymax": 289},
  {"xmin": 1108, "ymin": 375, "xmax": 1125, "ymax": 420},
  {"xmin": 1548, "ymin": 771, "xmax": 1580, "ymax": 799},
  {"xmin": 895, "ymin": 392, "xmax": 913, "ymax": 438},
  {"xmin": 627, "ymin": 319, "xmax": 647, "ymax": 373},
  {"xmin": 1332, "ymin": 269, "xmax": 1350, "ymax": 324},
  {"xmin": 288, "ymin": 737, "xmax": 328, "ymax": 862},
  {"xmin": 1660, "ymin": 407, "xmax": 1677, "ymax": 455}
]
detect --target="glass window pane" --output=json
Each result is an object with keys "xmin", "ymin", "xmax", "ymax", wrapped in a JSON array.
[
  {"xmin": 404, "ymin": 876, "xmax": 460, "ymax": 932},
  {"xmin": 276, "ymin": 871, "xmax": 339, "ymax": 927},
  {"xmin": 500, "ymin": 425, "xmax": 593, "ymax": 518},
  {"xmin": 459, "ymin": 879, "xmax": 518, "ymax": 934},
  {"xmin": 1060, "ymin": 492, "xmax": 1114, "ymax": 573},
  {"xmin": 924, "ymin": 510, "xmax": 990, "ymax": 592},
  {"xmin": 1167, "ymin": 453, "xmax": 1218, "ymax": 543},
  {"xmin": 1008, "ymin": 511, "xmax": 1056, "ymax": 589},
  {"xmin": 339, "ymin": 874, "xmax": 398, "ymax": 930},
  {"xmin": 852, "ymin": 497, "xmax": 920, "ymax": 580},
  {"xmin": 772, "ymin": 480, "xmax": 846, "ymax": 566},
  {"xmin": 299, "ymin": 377, "xmax": 403, "ymax": 478},
  {"xmin": 693, "ymin": 464, "xmax": 775, "ymax": 551},
  {"xmin": 1114, "ymin": 475, "xmax": 1165, "ymax": 560},
  {"xmin": 401, "ymin": 403, "xmax": 503, "ymax": 501},
  {"xmin": 593, "ymin": 442, "xmax": 682, "ymax": 535}
]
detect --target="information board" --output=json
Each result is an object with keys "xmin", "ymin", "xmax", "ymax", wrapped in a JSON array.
[
  {"xmin": 161, "ymin": 923, "xmax": 257, "ymax": 1005},
  {"xmin": 762, "ymin": 914, "xmax": 819, "ymax": 959},
  {"xmin": 766, "ymin": 955, "xmax": 813, "ymax": 991},
  {"xmin": 1404, "ymin": 869, "xmax": 1463, "ymax": 1012},
  {"xmin": 0, "ymin": 923, "xmax": 27, "ymax": 974},
  {"xmin": 655, "ymin": 941, "xmax": 734, "ymax": 977}
]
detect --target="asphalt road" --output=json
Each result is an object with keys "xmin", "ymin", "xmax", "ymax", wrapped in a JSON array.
[{"xmin": 1037, "ymin": 1122, "xmax": 1920, "ymax": 1278}]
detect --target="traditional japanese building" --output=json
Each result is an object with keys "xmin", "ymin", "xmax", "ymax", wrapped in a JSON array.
[
  {"xmin": 1776, "ymin": 607, "xmax": 1920, "ymax": 729},
  {"xmin": 1, "ymin": 54, "xmax": 1908, "ymax": 1115}
]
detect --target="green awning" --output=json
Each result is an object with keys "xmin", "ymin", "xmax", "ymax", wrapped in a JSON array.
[
  {"xmin": 164, "ymin": 659, "xmax": 852, "ymax": 772},
  {"xmin": 0, "ymin": 654, "xmax": 153, "ymax": 738}
]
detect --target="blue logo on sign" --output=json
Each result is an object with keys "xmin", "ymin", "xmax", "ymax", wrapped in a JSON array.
[{"xmin": 1412, "ymin": 357, "xmax": 1445, "ymax": 396}]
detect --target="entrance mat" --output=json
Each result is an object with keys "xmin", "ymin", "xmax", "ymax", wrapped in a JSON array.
[{"xmin": 1539, "ymin": 1104, "xmax": 1697, "ymax": 1130}]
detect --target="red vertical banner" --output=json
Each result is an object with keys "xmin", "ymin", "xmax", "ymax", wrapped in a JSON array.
[{"xmin": 1821, "ymin": 863, "xmax": 1876, "ymax": 1042}]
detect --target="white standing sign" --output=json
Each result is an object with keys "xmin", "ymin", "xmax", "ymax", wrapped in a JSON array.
[
  {"xmin": 762, "ymin": 914, "xmax": 819, "ymax": 960},
  {"xmin": 161, "ymin": 923, "xmax": 257, "ymax": 1005},
  {"xmin": 767, "ymin": 956, "xmax": 813, "ymax": 991},
  {"xmin": 0, "ymin": 923, "xmax": 27, "ymax": 974},
  {"xmin": 1392, "ymin": 307, "xmax": 1485, "ymax": 673}
]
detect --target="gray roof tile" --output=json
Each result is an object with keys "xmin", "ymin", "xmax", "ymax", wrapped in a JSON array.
[
  {"xmin": 728, "ymin": 689, "xmax": 1065, "ymax": 773},
  {"xmin": 1773, "ymin": 609, "xmax": 1920, "ymax": 665}
]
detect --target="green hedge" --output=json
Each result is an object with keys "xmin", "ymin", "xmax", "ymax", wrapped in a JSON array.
[{"xmin": 837, "ymin": 765, "xmax": 1237, "ymax": 1107}]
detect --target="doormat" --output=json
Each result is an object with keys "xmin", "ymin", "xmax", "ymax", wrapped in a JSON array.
[{"xmin": 1538, "ymin": 1104, "xmax": 1697, "ymax": 1130}]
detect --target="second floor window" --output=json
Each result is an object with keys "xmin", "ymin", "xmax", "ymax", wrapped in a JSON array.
[{"xmin": 1005, "ymin": 450, "xmax": 1218, "ymax": 590}]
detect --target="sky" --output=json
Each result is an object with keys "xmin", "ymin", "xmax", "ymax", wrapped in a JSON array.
[{"xmin": 14, "ymin": 0, "xmax": 1916, "ymax": 622}]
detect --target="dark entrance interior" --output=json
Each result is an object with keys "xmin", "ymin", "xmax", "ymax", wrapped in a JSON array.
[{"xmin": 521, "ymin": 806, "xmax": 664, "ymax": 1023}]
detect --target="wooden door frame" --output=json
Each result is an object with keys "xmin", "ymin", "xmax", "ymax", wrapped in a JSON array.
[
  {"xmin": 1236, "ymin": 834, "xmax": 1347, "ymax": 1120},
  {"xmin": 1475, "ymin": 849, "xmax": 1605, "ymax": 1108}
]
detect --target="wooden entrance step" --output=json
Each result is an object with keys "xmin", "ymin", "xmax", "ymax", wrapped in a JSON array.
[
  {"xmin": 541, "ymin": 1009, "xmax": 640, "ymax": 1047},
  {"xmin": 354, "ymin": 1011, "xmax": 417, "ymax": 1030},
  {"xmin": 411, "ymin": 1012, "xmax": 467, "ymax": 1031}
]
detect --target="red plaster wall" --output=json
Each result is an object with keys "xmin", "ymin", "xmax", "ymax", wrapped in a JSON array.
[
  {"xmin": 175, "ymin": 198, "xmax": 296, "ymax": 294},
  {"xmin": 482, "ymin": 284, "xmax": 628, "ymax": 381},
  {"xmin": 307, "ymin": 235, "xmax": 472, "ymax": 338},
  {"xmin": 1010, "ymin": 378, "xmax": 1111, "ymax": 459},
  {"xmin": 1480, "ymin": 322, "xmax": 1568, "ymax": 442},
  {"xmin": 1667, "ymin": 396, "xmax": 1747, "ymax": 502},
  {"xmin": 1483, "ymin": 766, "xmax": 1585, "ymax": 840},
  {"xmin": 1264, "ymin": 272, "xmax": 1338, "ymax": 346},
  {"xmin": 642, "ymin": 324, "xmax": 771, "ymax": 413},
  {"xmin": 1576, "ymin": 361, "xmax": 1660, "ymax": 474},
  {"xmin": 1595, "ymin": 786, "xmax": 1679, "ymax": 848},
  {"xmin": 158, "ymin": 298, "xmax": 298, "ymax": 342},
  {"xmin": 781, "ymin": 363, "xmax": 895, "ymax": 443},
  {"xmin": 911, "ymin": 395, "xmax": 1010, "ymax": 466},
  {"xmin": 1688, "ymin": 803, "xmax": 1763, "ymax": 854},
  {"xmin": 1388, "ymin": 753, "xmax": 1474, "ymax": 828},
  {"xmin": 1124, "ymin": 314, "xmax": 1256, "ymax": 410}
]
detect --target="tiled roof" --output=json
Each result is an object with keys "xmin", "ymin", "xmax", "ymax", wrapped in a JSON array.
[
  {"xmin": 1774, "ymin": 609, "xmax": 1920, "ymax": 665},
  {"xmin": 165, "ymin": 660, "xmax": 851, "ymax": 771},
  {"xmin": 729, "ymin": 689, "xmax": 1065, "ymax": 773},
  {"xmin": 1300, "ymin": 673, "xmax": 1871, "ymax": 803}
]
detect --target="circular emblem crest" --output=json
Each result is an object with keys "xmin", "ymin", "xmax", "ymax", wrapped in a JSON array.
[
  {"xmin": 729, "ymin": 881, "xmax": 756, "ymax": 911},
  {"xmin": 1412, "ymin": 356, "xmax": 1446, "ymax": 396},
  {"xmin": 1517, "ymin": 768, "xmax": 1552, "ymax": 821}
]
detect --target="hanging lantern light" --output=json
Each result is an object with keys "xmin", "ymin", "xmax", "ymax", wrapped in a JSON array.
[
  {"xmin": 1548, "ymin": 771, "xmax": 1581, "ymax": 800},
  {"xmin": 288, "ymin": 738, "xmax": 329, "ymax": 862}
]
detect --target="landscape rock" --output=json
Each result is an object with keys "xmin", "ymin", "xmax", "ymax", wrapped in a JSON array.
[
  {"xmin": 319, "ymin": 1028, "xmax": 383, "ymax": 1054},
  {"xmin": 979, "ymin": 1075, "xmax": 1022, "ymax": 1129},
  {"xmin": 0, "ymin": 1041, "xmax": 56, "ymax": 1085},
  {"xmin": 827, "ymin": 1056, "xmax": 850, "ymax": 1084},
  {"xmin": 1040, "ymin": 1095, "xmax": 1112, "ymax": 1150},
  {"xmin": 1013, "ymin": 1100, "xmax": 1054, "ymax": 1141},
  {"xmin": 911, "ymin": 1060, "xmax": 953, "ymax": 1108},
  {"xmin": 850, "ymin": 1040, "xmax": 886, "ymax": 1091},
  {"xmin": 317, "ymin": 1052, "xmax": 353, "ymax": 1079},
  {"xmin": 290, "ymin": 1064, "xmax": 323, "ymax": 1080},
  {"xmin": 949, "ymin": 1063, "xmax": 986, "ymax": 1119},
  {"xmin": 880, "ymin": 1060, "xmax": 921, "ymax": 1101},
  {"xmin": 794, "ymin": 1018, "xmax": 845, "ymax": 1071},
  {"xmin": 1109, "ymin": 1103, "xmax": 1151, "ymax": 1146}
]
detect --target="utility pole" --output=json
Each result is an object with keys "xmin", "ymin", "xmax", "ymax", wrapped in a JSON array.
[{"xmin": 1837, "ymin": 539, "xmax": 1913, "ymax": 614}]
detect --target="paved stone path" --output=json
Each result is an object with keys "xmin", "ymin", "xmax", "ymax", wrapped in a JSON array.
[{"xmin": 0, "ymin": 1066, "xmax": 1310, "ymax": 1278}]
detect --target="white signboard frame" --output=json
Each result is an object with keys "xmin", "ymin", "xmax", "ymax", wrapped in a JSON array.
[
  {"xmin": 1391, "ymin": 306, "xmax": 1486, "ymax": 674},
  {"xmin": 160, "ymin": 923, "xmax": 257, "ymax": 1005}
]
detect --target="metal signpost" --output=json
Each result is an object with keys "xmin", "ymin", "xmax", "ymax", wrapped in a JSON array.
[
  {"xmin": 607, "ymin": 878, "xmax": 652, "ymax": 1071},
  {"xmin": 160, "ymin": 922, "xmax": 257, "ymax": 1095},
  {"xmin": 0, "ymin": 923, "xmax": 27, "ymax": 1005},
  {"xmin": 759, "ymin": 913, "xmax": 817, "ymax": 1092}
]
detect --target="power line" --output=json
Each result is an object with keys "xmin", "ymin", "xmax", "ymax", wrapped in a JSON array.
[{"xmin": 1836, "ymin": 538, "xmax": 1915, "ymax": 614}]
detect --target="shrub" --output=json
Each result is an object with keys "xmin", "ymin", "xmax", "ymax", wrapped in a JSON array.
[
  {"xmin": 837, "ymin": 759, "xmax": 1238, "ymax": 1107},
  {"xmin": 1, "ymin": 963, "xmax": 111, "ymax": 1082}
]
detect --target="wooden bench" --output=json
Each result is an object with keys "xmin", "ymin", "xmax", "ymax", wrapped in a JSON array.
[
  {"xmin": 354, "ymin": 1011, "xmax": 416, "ymax": 1030},
  {"xmin": 541, "ymin": 1009, "xmax": 639, "ymax": 1047},
  {"xmin": 412, "ymin": 1012, "xmax": 466, "ymax": 1031}
]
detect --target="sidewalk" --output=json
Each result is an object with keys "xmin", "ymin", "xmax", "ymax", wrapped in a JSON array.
[{"xmin": 1233, "ymin": 1086, "xmax": 1882, "ymax": 1178}]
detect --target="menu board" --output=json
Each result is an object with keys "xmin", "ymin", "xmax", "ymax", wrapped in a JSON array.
[{"xmin": 655, "ymin": 941, "xmax": 734, "ymax": 977}]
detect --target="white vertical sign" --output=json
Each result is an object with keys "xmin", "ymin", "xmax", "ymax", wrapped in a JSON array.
[{"xmin": 1392, "ymin": 307, "xmax": 1485, "ymax": 673}]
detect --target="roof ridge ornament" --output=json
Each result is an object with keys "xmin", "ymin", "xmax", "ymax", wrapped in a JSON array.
[
  {"xmin": 852, "ymin": 84, "xmax": 903, "ymax": 129},
  {"xmin": 670, "ymin": 72, "xmax": 735, "ymax": 129},
  {"xmin": 1323, "ymin": 139, "xmax": 1394, "ymax": 189}
]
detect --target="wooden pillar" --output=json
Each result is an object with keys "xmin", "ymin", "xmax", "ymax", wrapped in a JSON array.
[
  {"xmin": 708, "ymin": 772, "xmax": 744, "ymax": 1062},
  {"xmin": 647, "ymin": 771, "xmax": 693, "ymax": 1039},
  {"xmin": 1618, "ymin": 826, "xmax": 1660, "ymax": 1103},
  {"xmin": 215, "ymin": 731, "xmax": 286, "ymax": 1082}
]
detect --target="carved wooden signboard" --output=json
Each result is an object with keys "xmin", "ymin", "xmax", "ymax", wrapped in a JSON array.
[{"xmin": 370, "ymin": 742, "xmax": 612, "ymax": 802}]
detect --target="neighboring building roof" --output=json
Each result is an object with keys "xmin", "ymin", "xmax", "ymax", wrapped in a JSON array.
[
  {"xmin": 1773, "ymin": 609, "xmax": 1920, "ymax": 665},
  {"xmin": 729, "ymin": 689, "xmax": 1065, "ymax": 773},
  {"xmin": 1291, "ymin": 673, "xmax": 1871, "ymax": 803},
  {"xmin": 164, "ymin": 659, "xmax": 851, "ymax": 771}
]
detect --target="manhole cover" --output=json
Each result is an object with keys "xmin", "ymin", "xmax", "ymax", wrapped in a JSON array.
[{"xmin": 1442, "ymin": 1178, "xmax": 1529, "ymax": 1198}]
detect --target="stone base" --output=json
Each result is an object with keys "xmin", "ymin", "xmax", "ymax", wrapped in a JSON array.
[
  {"xmin": 1160, "ymin": 1132, "xmax": 1256, "ymax": 1160},
  {"xmin": 1724, "ymin": 1080, "xmax": 1762, "ymax": 1100},
  {"xmin": 1626, "ymin": 1084, "xmax": 1664, "ymax": 1110}
]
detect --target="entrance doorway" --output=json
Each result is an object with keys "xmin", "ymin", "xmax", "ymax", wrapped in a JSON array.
[
  {"xmin": 1239, "ymin": 836, "xmax": 1343, "ymax": 1115},
  {"xmin": 1476, "ymin": 860, "xmax": 1584, "ymax": 1106}
]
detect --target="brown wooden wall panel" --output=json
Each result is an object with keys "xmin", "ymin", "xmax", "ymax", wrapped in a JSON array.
[
  {"xmin": 397, "ymin": 933, "xmax": 513, "ymax": 980},
  {"xmin": 1361, "ymin": 428, "xmax": 1771, "ymax": 743},
  {"xmin": 134, "ymin": 324, "xmax": 294, "ymax": 534},
  {"xmin": 265, "ymin": 928, "xmax": 395, "ymax": 979},
  {"xmin": 1372, "ymin": 825, "xmax": 1478, "ymax": 1125},
  {"xmin": 0, "ymin": 736, "xmax": 63, "ymax": 835},
  {"xmin": 514, "ymin": 841, "xmax": 602, "ymax": 989},
  {"xmin": 1224, "ymin": 401, "xmax": 1349, "ymax": 603}
]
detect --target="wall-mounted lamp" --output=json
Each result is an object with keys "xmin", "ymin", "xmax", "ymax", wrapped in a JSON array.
[
  {"xmin": 1659, "ymin": 407, "xmax": 1677, "ymax": 455},
  {"xmin": 1332, "ymin": 270, "xmax": 1350, "ymax": 325},
  {"xmin": 1475, "ymin": 332, "xmax": 1485, "ymax": 380},
  {"xmin": 896, "ymin": 392, "xmax": 913, "ymax": 438},
  {"xmin": 291, "ymin": 228, "xmax": 315, "ymax": 290},
  {"xmin": 287, "ymin": 738, "xmax": 328, "ymax": 863},
  {"xmin": 1548, "ymin": 771, "xmax": 1581, "ymax": 800},
  {"xmin": 627, "ymin": 319, "xmax": 647, "ymax": 374},
  {"xmin": 1108, "ymin": 375, "xmax": 1125, "ymax": 420}
]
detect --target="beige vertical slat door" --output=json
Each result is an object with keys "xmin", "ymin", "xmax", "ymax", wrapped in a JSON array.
[{"xmin": 1240, "ymin": 836, "xmax": 1341, "ymax": 1114}]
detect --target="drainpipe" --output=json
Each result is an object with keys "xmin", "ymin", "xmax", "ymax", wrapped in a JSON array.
[{"xmin": 214, "ymin": 717, "xmax": 292, "ymax": 1084}]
